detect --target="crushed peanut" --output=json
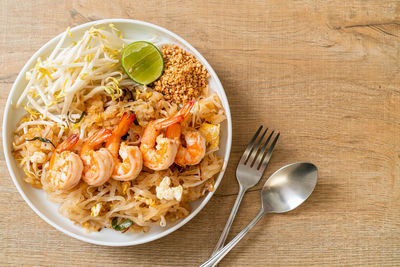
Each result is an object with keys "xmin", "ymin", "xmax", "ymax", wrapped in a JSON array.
[{"xmin": 152, "ymin": 45, "xmax": 210, "ymax": 104}]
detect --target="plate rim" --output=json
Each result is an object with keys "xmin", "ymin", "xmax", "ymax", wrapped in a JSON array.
[{"xmin": 2, "ymin": 18, "xmax": 232, "ymax": 246}]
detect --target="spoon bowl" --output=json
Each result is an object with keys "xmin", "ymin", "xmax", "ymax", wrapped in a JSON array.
[{"xmin": 261, "ymin": 162, "xmax": 318, "ymax": 213}]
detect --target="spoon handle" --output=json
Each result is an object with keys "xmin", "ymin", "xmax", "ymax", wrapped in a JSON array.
[
  {"xmin": 200, "ymin": 210, "xmax": 264, "ymax": 267},
  {"xmin": 212, "ymin": 185, "xmax": 246, "ymax": 255}
]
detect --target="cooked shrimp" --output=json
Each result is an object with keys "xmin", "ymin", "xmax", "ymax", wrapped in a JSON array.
[
  {"xmin": 166, "ymin": 124, "xmax": 206, "ymax": 167},
  {"xmin": 105, "ymin": 112, "xmax": 143, "ymax": 181},
  {"xmin": 80, "ymin": 128, "xmax": 115, "ymax": 186},
  {"xmin": 49, "ymin": 134, "xmax": 83, "ymax": 190},
  {"xmin": 140, "ymin": 100, "xmax": 195, "ymax": 170}
]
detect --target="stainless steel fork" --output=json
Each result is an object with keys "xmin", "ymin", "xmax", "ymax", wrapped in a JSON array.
[{"xmin": 212, "ymin": 126, "xmax": 280, "ymax": 255}]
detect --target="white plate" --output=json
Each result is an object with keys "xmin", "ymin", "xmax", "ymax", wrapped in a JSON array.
[{"xmin": 2, "ymin": 19, "xmax": 232, "ymax": 246}]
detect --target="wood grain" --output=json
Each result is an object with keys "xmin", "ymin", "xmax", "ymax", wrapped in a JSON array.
[{"xmin": 1, "ymin": 0, "xmax": 399, "ymax": 266}]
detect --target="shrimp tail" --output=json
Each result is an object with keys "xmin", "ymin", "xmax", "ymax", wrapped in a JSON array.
[
  {"xmin": 86, "ymin": 129, "xmax": 112, "ymax": 147},
  {"xmin": 81, "ymin": 129, "xmax": 112, "ymax": 156},
  {"xmin": 105, "ymin": 112, "xmax": 135, "ymax": 149},
  {"xmin": 178, "ymin": 99, "xmax": 195, "ymax": 118},
  {"xmin": 56, "ymin": 134, "xmax": 79, "ymax": 153},
  {"xmin": 157, "ymin": 115, "xmax": 185, "ymax": 129},
  {"xmin": 114, "ymin": 112, "xmax": 135, "ymax": 138},
  {"xmin": 157, "ymin": 100, "xmax": 195, "ymax": 129},
  {"xmin": 105, "ymin": 112, "xmax": 135, "ymax": 157},
  {"xmin": 164, "ymin": 101, "xmax": 195, "ymax": 140}
]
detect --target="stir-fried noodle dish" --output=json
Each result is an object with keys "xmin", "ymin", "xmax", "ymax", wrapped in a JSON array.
[{"xmin": 12, "ymin": 25, "xmax": 226, "ymax": 233}]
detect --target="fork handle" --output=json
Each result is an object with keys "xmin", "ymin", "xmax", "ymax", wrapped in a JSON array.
[
  {"xmin": 201, "ymin": 209, "xmax": 265, "ymax": 267},
  {"xmin": 212, "ymin": 185, "xmax": 247, "ymax": 255}
]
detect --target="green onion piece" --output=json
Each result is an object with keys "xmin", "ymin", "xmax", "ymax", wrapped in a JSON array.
[
  {"xmin": 112, "ymin": 217, "xmax": 133, "ymax": 231},
  {"xmin": 112, "ymin": 217, "xmax": 118, "ymax": 228},
  {"xmin": 67, "ymin": 111, "xmax": 86, "ymax": 124},
  {"xmin": 26, "ymin": 137, "xmax": 56, "ymax": 148}
]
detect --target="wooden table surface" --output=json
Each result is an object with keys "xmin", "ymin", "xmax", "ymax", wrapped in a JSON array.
[{"xmin": 1, "ymin": 1, "xmax": 399, "ymax": 266}]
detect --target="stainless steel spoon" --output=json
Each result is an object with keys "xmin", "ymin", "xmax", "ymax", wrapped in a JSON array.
[{"xmin": 201, "ymin": 162, "xmax": 318, "ymax": 267}]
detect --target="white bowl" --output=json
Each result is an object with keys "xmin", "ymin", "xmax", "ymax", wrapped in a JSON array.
[{"xmin": 2, "ymin": 19, "xmax": 232, "ymax": 246}]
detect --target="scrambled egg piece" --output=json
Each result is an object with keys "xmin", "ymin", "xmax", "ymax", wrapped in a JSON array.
[
  {"xmin": 134, "ymin": 196, "xmax": 156, "ymax": 207},
  {"xmin": 198, "ymin": 123, "xmax": 220, "ymax": 150},
  {"xmin": 90, "ymin": 203, "xmax": 103, "ymax": 217},
  {"xmin": 156, "ymin": 177, "xmax": 183, "ymax": 201}
]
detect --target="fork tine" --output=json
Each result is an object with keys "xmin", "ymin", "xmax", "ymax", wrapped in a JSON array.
[
  {"xmin": 257, "ymin": 132, "xmax": 280, "ymax": 171},
  {"xmin": 254, "ymin": 130, "xmax": 274, "ymax": 168},
  {"xmin": 239, "ymin": 125, "xmax": 263, "ymax": 163},
  {"xmin": 247, "ymin": 128, "xmax": 268, "ymax": 166}
]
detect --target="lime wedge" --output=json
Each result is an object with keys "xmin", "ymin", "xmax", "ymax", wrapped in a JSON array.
[{"xmin": 121, "ymin": 41, "xmax": 164, "ymax": 85}]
